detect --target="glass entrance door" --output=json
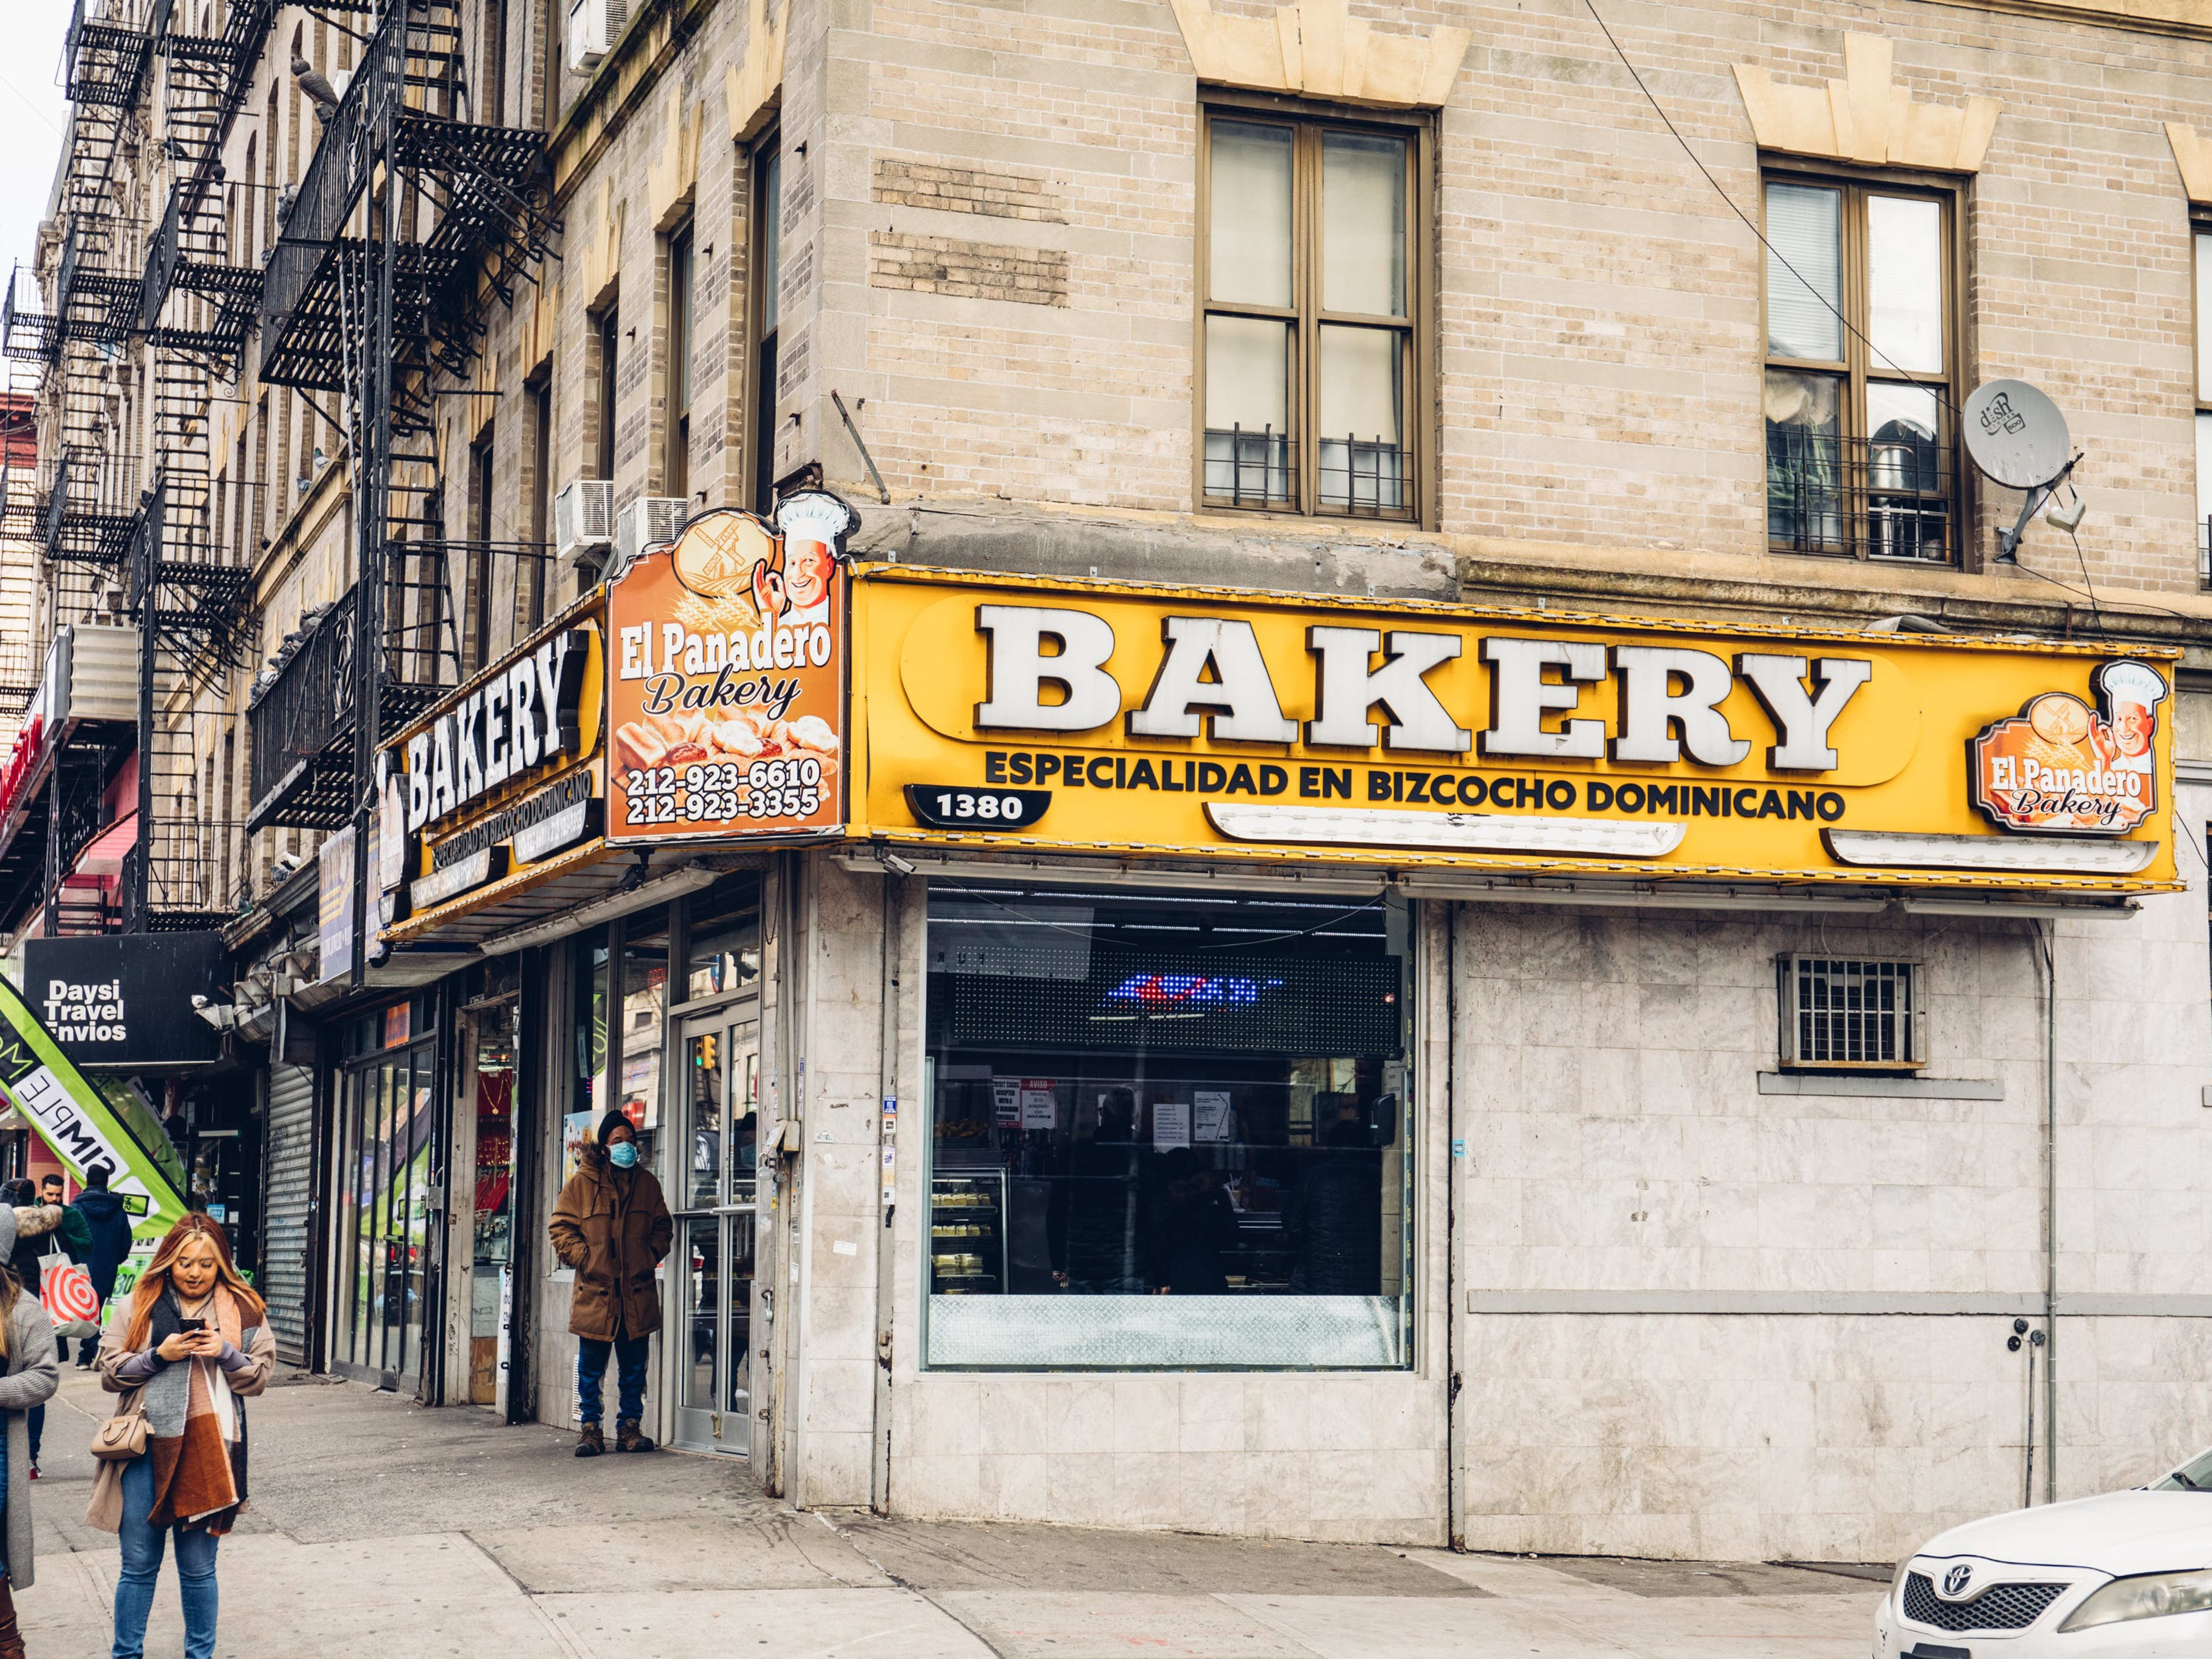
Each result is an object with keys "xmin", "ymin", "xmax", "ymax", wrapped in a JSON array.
[
  {"xmin": 334, "ymin": 1036, "xmax": 437, "ymax": 1389},
  {"xmin": 463, "ymin": 1004, "xmax": 516, "ymax": 1409},
  {"xmin": 672, "ymin": 1007, "xmax": 759, "ymax": 1453}
]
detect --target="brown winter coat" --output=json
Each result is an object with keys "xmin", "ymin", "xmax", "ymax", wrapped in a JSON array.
[{"xmin": 548, "ymin": 1144, "xmax": 672, "ymax": 1341}]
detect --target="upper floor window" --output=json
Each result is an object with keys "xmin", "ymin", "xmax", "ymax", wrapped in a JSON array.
[
  {"xmin": 1199, "ymin": 108, "xmax": 1424, "ymax": 522},
  {"xmin": 2194, "ymin": 223, "xmax": 2212, "ymax": 586},
  {"xmin": 1763, "ymin": 171, "xmax": 1957, "ymax": 564}
]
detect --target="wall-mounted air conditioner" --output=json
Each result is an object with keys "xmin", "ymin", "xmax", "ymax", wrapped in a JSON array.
[
  {"xmin": 565, "ymin": 0, "xmax": 630, "ymax": 74},
  {"xmin": 553, "ymin": 478, "xmax": 613, "ymax": 572},
  {"xmin": 614, "ymin": 496, "xmax": 687, "ymax": 567}
]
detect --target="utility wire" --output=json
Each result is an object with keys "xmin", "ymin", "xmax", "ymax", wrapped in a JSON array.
[{"xmin": 1579, "ymin": 0, "xmax": 1957, "ymax": 418}]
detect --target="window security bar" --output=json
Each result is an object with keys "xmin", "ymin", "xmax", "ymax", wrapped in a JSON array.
[{"xmin": 1767, "ymin": 426, "xmax": 1955, "ymax": 564}]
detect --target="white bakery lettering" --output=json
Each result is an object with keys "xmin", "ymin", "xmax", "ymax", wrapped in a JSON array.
[{"xmin": 971, "ymin": 607, "xmax": 1875, "ymax": 775}]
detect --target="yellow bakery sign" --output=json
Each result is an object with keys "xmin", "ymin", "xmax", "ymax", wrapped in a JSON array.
[{"xmin": 849, "ymin": 567, "xmax": 2177, "ymax": 891}]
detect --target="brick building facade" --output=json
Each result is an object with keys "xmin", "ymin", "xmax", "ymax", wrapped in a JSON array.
[{"xmin": 22, "ymin": 0, "xmax": 2212, "ymax": 1566}]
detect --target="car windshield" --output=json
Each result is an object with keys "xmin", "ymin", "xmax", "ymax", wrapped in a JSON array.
[{"xmin": 2152, "ymin": 1450, "xmax": 2212, "ymax": 1491}]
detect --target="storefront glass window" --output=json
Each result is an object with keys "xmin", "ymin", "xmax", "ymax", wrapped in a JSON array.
[
  {"xmin": 923, "ymin": 883, "xmax": 1413, "ymax": 1370},
  {"xmin": 622, "ymin": 916, "xmax": 669, "ymax": 1170},
  {"xmin": 685, "ymin": 874, "xmax": 761, "ymax": 1001}
]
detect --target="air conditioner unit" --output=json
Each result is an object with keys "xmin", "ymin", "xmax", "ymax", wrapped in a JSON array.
[
  {"xmin": 553, "ymin": 478, "xmax": 613, "ymax": 569},
  {"xmin": 565, "ymin": 0, "xmax": 629, "ymax": 73},
  {"xmin": 615, "ymin": 496, "xmax": 687, "ymax": 567}
]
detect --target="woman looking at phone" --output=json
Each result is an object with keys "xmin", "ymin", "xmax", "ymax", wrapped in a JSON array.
[{"xmin": 87, "ymin": 1214, "xmax": 274, "ymax": 1659}]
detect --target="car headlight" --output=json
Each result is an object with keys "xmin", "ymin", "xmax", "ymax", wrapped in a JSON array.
[{"xmin": 2059, "ymin": 1569, "xmax": 2212, "ymax": 1631}]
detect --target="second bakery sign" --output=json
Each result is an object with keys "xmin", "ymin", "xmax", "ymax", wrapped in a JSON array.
[{"xmin": 605, "ymin": 495, "xmax": 856, "ymax": 846}]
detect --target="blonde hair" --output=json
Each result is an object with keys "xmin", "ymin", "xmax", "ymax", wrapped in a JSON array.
[{"xmin": 123, "ymin": 1214, "xmax": 263, "ymax": 1352}]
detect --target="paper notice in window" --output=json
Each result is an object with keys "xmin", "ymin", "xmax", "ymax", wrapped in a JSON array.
[
  {"xmin": 1019, "ymin": 1080, "xmax": 1057, "ymax": 1130},
  {"xmin": 992, "ymin": 1078, "xmax": 1021, "ymax": 1125},
  {"xmin": 1193, "ymin": 1090, "xmax": 1233, "ymax": 1142},
  {"xmin": 1152, "ymin": 1098, "xmax": 1192, "ymax": 1149}
]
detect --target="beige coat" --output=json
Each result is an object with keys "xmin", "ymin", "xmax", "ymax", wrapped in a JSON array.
[
  {"xmin": 84, "ymin": 1299, "xmax": 276, "ymax": 1534},
  {"xmin": 0, "ymin": 1295, "xmax": 57, "ymax": 1587}
]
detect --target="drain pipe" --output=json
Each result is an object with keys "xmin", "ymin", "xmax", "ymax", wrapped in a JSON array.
[
  {"xmin": 2035, "ymin": 919, "xmax": 2058, "ymax": 1505},
  {"xmin": 1444, "ymin": 901, "xmax": 1464, "ymax": 1551}
]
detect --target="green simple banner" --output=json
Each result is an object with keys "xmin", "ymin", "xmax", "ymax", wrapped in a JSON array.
[{"xmin": 0, "ymin": 972, "xmax": 188, "ymax": 1240}]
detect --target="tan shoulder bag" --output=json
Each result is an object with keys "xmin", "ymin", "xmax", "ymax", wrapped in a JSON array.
[{"xmin": 89, "ymin": 1397, "xmax": 148, "ymax": 1461}]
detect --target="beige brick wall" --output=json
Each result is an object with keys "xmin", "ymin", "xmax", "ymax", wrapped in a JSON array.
[
  {"xmin": 868, "ymin": 230, "xmax": 1069, "ymax": 305},
  {"xmin": 793, "ymin": 0, "xmax": 2212, "ymax": 603}
]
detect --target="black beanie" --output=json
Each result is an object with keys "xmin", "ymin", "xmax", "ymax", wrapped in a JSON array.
[{"xmin": 596, "ymin": 1109, "xmax": 634, "ymax": 1147}]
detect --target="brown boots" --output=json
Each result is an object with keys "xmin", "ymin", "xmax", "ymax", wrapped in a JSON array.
[
  {"xmin": 575, "ymin": 1419, "xmax": 653, "ymax": 1457},
  {"xmin": 0, "ymin": 1574, "xmax": 26, "ymax": 1659}
]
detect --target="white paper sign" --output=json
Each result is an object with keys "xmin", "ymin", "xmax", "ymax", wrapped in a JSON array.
[
  {"xmin": 1193, "ymin": 1090, "xmax": 1233, "ymax": 1143},
  {"xmin": 992, "ymin": 1078, "xmax": 1021, "ymax": 1124},
  {"xmin": 1020, "ymin": 1079, "xmax": 1057, "ymax": 1130},
  {"xmin": 1152, "ymin": 1099, "xmax": 1191, "ymax": 1149}
]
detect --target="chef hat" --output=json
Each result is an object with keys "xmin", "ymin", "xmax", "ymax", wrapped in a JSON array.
[
  {"xmin": 2097, "ymin": 660, "xmax": 2168, "ymax": 714},
  {"xmin": 772, "ymin": 490, "xmax": 858, "ymax": 558}
]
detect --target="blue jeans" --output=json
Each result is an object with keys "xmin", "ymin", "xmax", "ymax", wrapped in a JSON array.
[
  {"xmin": 112, "ymin": 1452, "xmax": 219, "ymax": 1659},
  {"xmin": 575, "ymin": 1332, "xmax": 649, "ymax": 1425}
]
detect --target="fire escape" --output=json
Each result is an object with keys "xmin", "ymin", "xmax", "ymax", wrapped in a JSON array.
[
  {"xmin": 0, "ymin": 0, "xmax": 154, "ymax": 937},
  {"xmin": 249, "ymin": 0, "xmax": 556, "ymax": 979}
]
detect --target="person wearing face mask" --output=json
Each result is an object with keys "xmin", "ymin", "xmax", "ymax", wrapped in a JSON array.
[{"xmin": 548, "ymin": 1112, "xmax": 672, "ymax": 1457}]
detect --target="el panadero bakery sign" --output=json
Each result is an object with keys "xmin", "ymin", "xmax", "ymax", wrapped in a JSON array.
[
  {"xmin": 841, "ymin": 567, "xmax": 2180, "ymax": 893},
  {"xmin": 605, "ymin": 493, "xmax": 856, "ymax": 846},
  {"xmin": 1969, "ymin": 660, "xmax": 2165, "ymax": 836}
]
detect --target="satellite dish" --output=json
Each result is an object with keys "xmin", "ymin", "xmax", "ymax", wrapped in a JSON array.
[{"xmin": 1960, "ymin": 379, "xmax": 2071, "ymax": 491}]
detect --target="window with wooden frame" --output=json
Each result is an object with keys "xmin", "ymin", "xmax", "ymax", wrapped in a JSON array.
[
  {"xmin": 665, "ymin": 219, "xmax": 694, "ymax": 501},
  {"xmin": 746, "ymin": 133, "xmax": 782, "ymax": 515},
  {"xmin": 2194, "ymin": 219, "xmax": 2212, "ymax": 586},
  {"xmin": 1762, "ymin": 168, "xmax": 1960, "ymax": 564},
  {"xmin": 1198, "ymin": 104, "xmax": 1428, "ymax": 522}
]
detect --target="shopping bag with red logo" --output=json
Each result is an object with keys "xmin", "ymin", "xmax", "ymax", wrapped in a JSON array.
[{"xmin": 40, "ymin": 1250, "xmax": 102, "ymax": 1339}]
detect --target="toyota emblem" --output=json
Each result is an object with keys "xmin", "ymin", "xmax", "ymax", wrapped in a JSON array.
[{"xmin": 1942, "ymin": 1565, "xmax": 1974, "ymax": 1597}]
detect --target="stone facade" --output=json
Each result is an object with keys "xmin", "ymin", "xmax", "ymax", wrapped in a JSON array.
[
  {"xmin": 449, "ymin": 0, "xmax": 2212, "ymax": 1558},
  {"xmin": 47, "ymin": 0, "xmax": 2212, "ymax": 1560}
]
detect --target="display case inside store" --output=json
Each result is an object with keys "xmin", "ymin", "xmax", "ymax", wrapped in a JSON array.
[{"xmin": 929, "ymin": 1171, "xmax": 1006, "ymax": 1294}]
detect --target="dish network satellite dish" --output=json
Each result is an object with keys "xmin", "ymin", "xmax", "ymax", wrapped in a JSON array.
[{"xmin": 1959, "ymin": 378, "xmax": 2084, "ymax": 558}]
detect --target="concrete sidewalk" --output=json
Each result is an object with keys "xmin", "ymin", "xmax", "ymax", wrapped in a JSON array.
[{"xmin": 19, "ymin": 1368, "xmax": 1883, "ymax": 1657}]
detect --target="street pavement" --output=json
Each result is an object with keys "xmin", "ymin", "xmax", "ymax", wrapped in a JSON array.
[{"xmin": 17, "ymin": 1366, "xmax": 1883, "ymax": 1657}]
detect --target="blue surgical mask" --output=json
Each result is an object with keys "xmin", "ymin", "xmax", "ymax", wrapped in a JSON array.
[{"xmin": 608, "ymin": 1141, "xmax": 639, "ymax": 1169}]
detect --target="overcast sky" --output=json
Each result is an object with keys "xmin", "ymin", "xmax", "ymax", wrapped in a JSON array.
[{"xmin": 0, "ymin": 3, "xmax": 73, "ymax": 311}]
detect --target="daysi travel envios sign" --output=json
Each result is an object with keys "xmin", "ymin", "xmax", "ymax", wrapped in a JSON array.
[
  {"xmin": 604, "ymin": 493, "xmax": 855, "ymax": 845},
  {"xmin": 847, "ymin": 568, "xmax": 2177, "ymax": 891}
]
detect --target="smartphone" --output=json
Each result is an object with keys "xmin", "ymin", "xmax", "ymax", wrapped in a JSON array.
[{"xmin": 178, "ymin": 1319, "xmax": 205, "ymax": 1334}]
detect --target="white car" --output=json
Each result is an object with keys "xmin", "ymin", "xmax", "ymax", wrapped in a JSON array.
[{"xmin": 1874, "ymin": 1449, "xmax": 2212, "ymax": 1656}]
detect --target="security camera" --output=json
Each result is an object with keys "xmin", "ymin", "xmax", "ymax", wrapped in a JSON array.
[{"xmin": 880, "ymin": 851, "xmax": 916, "ymax": 878}]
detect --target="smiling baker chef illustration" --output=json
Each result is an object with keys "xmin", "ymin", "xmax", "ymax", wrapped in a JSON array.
[{"xmin": 2089, "ymin": 660, "xmax": 2167, "ymax": 779}]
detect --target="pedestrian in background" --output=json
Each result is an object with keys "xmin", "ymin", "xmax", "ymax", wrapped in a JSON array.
[
  {"xmin": 88, "ymin": 1213, "xmax": 275, "ymax": 1659},
  {"xmin": 37, "ymin": 1174, "xmax": 92, "ymax": 1364},
  {"xmin": 71, "ymin": 1166, "xmax": 135, "ymax": 1372},
  {"xmin": 0, "ymin": 1200, "xmax": 60, "ymax": 1658},
  {"xmin": 549, "ymin": 1112, "xmax": 671, "ymax": 1457}
]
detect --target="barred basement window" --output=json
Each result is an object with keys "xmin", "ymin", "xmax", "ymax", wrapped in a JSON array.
[{"xmin": 1777, "ymin": 955, "xmax": 1925, "ymax": 1070}]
